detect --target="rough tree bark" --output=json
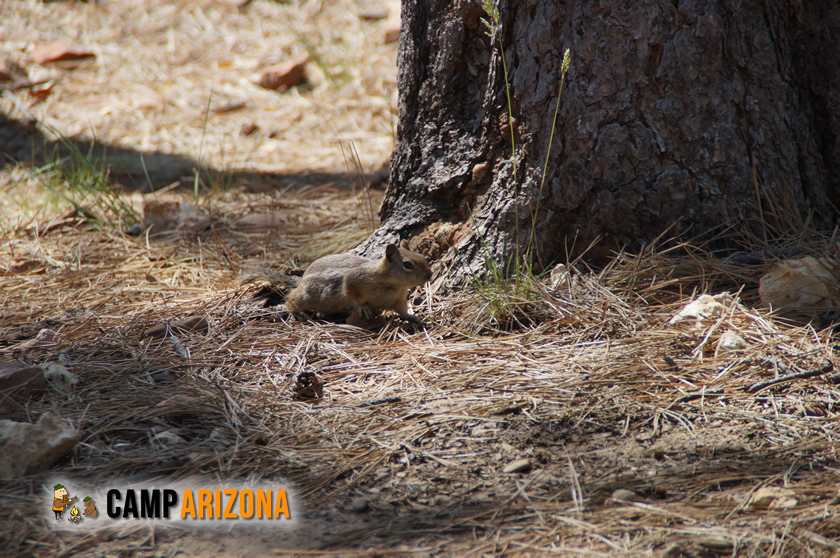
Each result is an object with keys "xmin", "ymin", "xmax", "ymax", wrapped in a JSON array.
[{"xmin": 359, "ymin": 1, "xmax": 840, "ymax": 284}]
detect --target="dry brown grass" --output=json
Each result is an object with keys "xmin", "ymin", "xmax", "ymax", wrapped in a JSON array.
[
  {"xmin": 2, "ymin": 1, "xmax": 840, "ymax": 557},
  {"xmin": 3, "ymin": 181, "xmax": 840, "ymax": 556},
  {"xmin": 1, "ymin": 0, "xmax": 397, "ymax": 176}
]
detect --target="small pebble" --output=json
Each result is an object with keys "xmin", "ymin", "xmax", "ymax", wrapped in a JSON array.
[
  {"xmin": 502, "ymin": 458, "xmax": 532, "ymax": 474},
  {"xmin": 611, "ymin": 488, "xmax": 637, "ymax": 502},
  {"xmin": 349, "ymin": 497, "xmax": 369, "ymax": 513},
  {"xmin": 433, "ymin": 495, "xmax": 451, "ymax": 506}
]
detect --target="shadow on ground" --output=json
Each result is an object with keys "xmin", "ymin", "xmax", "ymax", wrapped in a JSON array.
[
  {"xmin": 0, "ymin": 112, "xmax": 382, "ymax": 194},
  {"xmin": 2, "ymin": 412, "xmax": 831, "ymax": 556}
]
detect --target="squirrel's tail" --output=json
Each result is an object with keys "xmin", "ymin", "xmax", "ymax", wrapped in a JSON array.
[
  {"xmin": 240, "ymin": 269, "xmax": 301, "ymax": 306},
  {"xmin": 240, "ymin": 269, "xmax": 300, "ymax": 288}
]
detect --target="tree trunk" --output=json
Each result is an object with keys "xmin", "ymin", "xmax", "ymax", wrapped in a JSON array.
[{"xmin": 359, "ymin": 1, "xmax": 840, "ymax": 284}]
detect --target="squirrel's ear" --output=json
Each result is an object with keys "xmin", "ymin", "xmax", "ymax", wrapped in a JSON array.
[
  {"xmin": 385, "ymin": 244, "xmax": 398, "ymax": 260},
  {"xmin": 399, "ymin": 239, "xmax": 409, "ymax": 250}
]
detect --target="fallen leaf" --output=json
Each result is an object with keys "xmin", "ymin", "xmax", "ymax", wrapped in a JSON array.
[
  {"xmin": 42, "ymin": 362, "xmax": 77, "ymax": 397},
  {"xmin": 143, "ymin": 199, "xmax": 201, "ymax": 232},
  {"xmin": 258, "ymin": 56, "xmax": 309, "ymax": 91},
  {"xmin": 3, "ymin": 329, "xmax": 59, "ymax": 354},
  {"xmin": 358, "ymin": 9, "xmax": 387, "ymax": 20},
  {"xmin": 7, "ymin": 260, "xmax": 44, "ymax": 274},
  {"xmin": 27, "ymin": 80, "xmax": 55, "ymax": 101},
  {"xmin": 30, "ymin": 42, "xmax": 95, "ymax": 65},
  {"xmin": 144, "ymin": 395, "xmax": 209, "ymax": 418},
  {"xmin": 210, "ymin": 99, "xmax": 247, "ymax": 114},
  {"xmin": 240, "ymin": 122, "xmax": 259, "ymax": 136},
  {"xmin": 384, "ymin": 0, "xmax": 401, "ymax": 44},
  {"xmin": 759, "ymin": 256, "xmax": 840, "ymax": 317}
]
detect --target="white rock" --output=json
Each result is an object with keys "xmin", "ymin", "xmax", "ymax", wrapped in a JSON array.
[
  {"xmin": 669, "ymin": 293, "xmax": 735, "ymax": 325},
  {"xmin": 717, "ymin": 330, "xmax": 747, "ymax": 352},
  {"xmin": 550, "ymin": 264, "xmax": 571, "ymax": 289}
]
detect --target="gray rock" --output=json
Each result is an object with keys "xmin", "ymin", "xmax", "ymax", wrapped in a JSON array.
[
  {"xmin": 0, "ymin": 412, "xmax": 80, "ymax": 479},
  {"xmin": 0, "ymin": 361, "xmax": 46, "ymax": 411}
]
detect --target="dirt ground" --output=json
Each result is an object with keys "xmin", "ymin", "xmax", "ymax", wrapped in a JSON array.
[{"xmin": 2, "ymin": 1, "xmax": 840, "ymax": 557}]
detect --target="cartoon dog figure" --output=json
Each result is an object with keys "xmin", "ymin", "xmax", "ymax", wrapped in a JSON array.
[{"xmin": 83, "ymin": 496, "xmax": 98, "ymax": 518}]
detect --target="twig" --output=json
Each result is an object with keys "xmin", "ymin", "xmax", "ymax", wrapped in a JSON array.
[
  {"xmin": 676, "ymin": 388, "xmax": 725, "ymax": 403},
  {"xmin": 356, "ymin": 396, "xmax": 401, "ymax": 408},
  {"xmin": 747, "ymin": 362, "xmax": 833, "ymax": 393}
]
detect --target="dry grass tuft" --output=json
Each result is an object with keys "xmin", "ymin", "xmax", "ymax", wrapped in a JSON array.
[{"xmin": 1, "ymin": 0, "xmax": 398, "ymax": 177}]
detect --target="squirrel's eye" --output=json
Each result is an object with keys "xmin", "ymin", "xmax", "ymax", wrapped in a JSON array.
[{"xmin": 403, "ymin": 261, "xmax": 415, "ymax": 270}]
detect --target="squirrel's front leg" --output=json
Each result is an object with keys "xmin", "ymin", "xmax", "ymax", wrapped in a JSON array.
[
  {"xmin": 344, "ymin": 281, "xmax": 374, "ymax": 321},
  {"xmin": 393, "ymin": 292, "xmax": 421, "ymax": 323},
  {"xmin": 346, "ymin": 305, "xmax": 376, "ymax": 327}
]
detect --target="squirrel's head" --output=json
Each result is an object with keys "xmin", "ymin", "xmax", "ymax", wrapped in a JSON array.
[{"xmin": 384, "ymin": 241, "xmax": 433, "ymax": 285}]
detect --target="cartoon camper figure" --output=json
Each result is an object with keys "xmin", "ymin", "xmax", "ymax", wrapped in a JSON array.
[
  {"xmin": 83, "ymin": 496, "xmax": 98, "ymax": 518},
  {"xmin": 52, "ymin": 484, "xmax": 76, "ymax": 520}
]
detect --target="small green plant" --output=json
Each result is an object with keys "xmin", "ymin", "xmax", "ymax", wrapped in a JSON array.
[
  {"xmin": 481, "ymin": 0, "xmax": 517, "ymax": 183},
  {"xmin": 481, "ymin": 0, "xmax": 521, "ymax": 273},
  {"xmin": 477, "ymin": 1, "xmax": 572, "ymax": 327},
  {"xmin": 526, "ymin": 48, "xmax": 571, "ymax": 268},
  {"xmin": 35, "ymin": 130, "xmax": 140, "ymax": 228},
  {"xmin": 203, "ymin": 140, "xmax": 243, "ymax": 194},
  {"xmin": 297, "ymin": 33, "xmax": 339, "ymax": 89},
  {"xmin": 193, "ymin": 91, "xmax": 213, "ymax": 203},
  {"xmin": 475, "ymin": 250, "xmax": 535, "ymax": 328},
  {"xmin": 188, "ymin": 90, "xmax": 244, "ymax": 204},
  {"xmin": 464, "ymin": 210, "xmax": 545, "ymax": 330},
  {"xmin": 338, "ymin": 139, "xmax": 378, "ymax": 236}
]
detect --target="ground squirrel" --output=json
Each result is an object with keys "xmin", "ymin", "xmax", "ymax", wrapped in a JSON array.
[{"xmin": 242, "ymin": 241, "xmax": 432, "ymax": 323}]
